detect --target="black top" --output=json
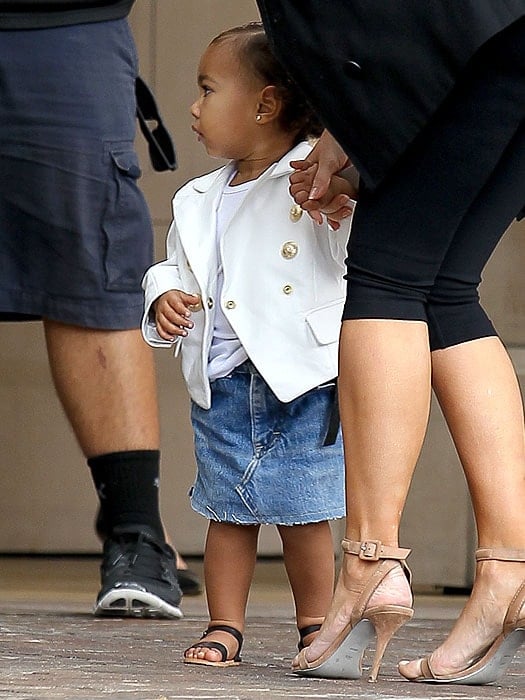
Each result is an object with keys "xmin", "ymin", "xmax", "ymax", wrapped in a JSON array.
[
  {"xmin": 0, "ymin": 0, "xmax": 134, "ymax": 28},
  {"xmin": 257, "ymin": 0, "xmax": 525, "ymax": 190}
]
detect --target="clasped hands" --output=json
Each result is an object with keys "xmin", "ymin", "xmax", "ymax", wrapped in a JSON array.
[
  {"xmin": 289, "ymin": 130, "xmax": 358, "ymax": 230},
  {"xmin": 154, "ymin": 131, "xmax": 356, "ymax": 342}
]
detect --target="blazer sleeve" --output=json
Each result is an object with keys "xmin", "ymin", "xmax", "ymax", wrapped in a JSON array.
[
  {"xmin": 141, "ymin": 220, "xmax": 185, "ymax": 349},
  {"xmin": 327, "ymin": 207, "xmax": 354, "ymax": 262}
]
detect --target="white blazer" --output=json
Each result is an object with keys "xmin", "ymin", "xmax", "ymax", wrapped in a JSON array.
[{"xmin": 142, "ymin": 142, "xmax": 352, "ymax": 409}]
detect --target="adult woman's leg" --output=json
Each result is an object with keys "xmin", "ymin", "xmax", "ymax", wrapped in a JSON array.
[
  {"xmin": 398, "ymin": 336, "xmax": 525, "ymax": 680},
  {"xmin": 295, "ymin": 319, "xmax": 425, "ymax": 674},
  {"xmin": 295, "ymin": 19, "xmax": 525, "ymax": 681},
  {"xmin": 400, "ymin": 121, "xmax": 525, "ymax": 680}
]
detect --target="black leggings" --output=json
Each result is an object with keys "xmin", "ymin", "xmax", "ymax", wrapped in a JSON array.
[{"xmin": 342, "ymin": 18, "xmax": 525, "ymax": 351}]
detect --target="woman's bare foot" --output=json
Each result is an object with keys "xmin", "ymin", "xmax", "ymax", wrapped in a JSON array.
[{"xmin": 399, "ymin": 559, "xmax": 525, "ymax": 679}]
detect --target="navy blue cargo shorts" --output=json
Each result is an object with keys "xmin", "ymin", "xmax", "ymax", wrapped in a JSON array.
[{"xmin": 0, "ymin": 18, "xmax": 153, "ymax": 329}]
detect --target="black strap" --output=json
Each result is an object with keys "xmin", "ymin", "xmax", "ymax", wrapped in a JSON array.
[
  {"xmin": 203, "ymin": 625, "xmax": 243, "ymax": 662},
  {"xmin": 323, "ymin": 379, "xmax": 340, "ymax": 446},
  {"xmin": 298, "ymin": 623, "xmax": 322, "ymax": 650},
  {"xmin": 135, "ymin": 76, "xmax": 177, "ymax": 172}
]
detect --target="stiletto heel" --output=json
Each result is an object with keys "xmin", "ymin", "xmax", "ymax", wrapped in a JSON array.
[
  {"xmin": 367, "ymin": 609, "xmax": 414, "ymax": 682},
  {"xmin": 399, "ymin": 547, "xmax": 525, "ymax": 685},
  {"xmin": 292, "ymin": 538, "xmax": 413, "ymax": 681}
]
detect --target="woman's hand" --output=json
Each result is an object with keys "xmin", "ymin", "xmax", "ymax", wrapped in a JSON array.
[
  {"xmin": 289, "ymin": 130, "xmax": 357, "ymax": 229},
  {"xmin": 154, "ymin": 289, "xmax": 201, "ymax": 341}
]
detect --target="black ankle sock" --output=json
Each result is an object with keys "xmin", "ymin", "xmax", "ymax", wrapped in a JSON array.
[{"xmin": 88, "ymin": 450, "xmax": 164, "ymax": 540}]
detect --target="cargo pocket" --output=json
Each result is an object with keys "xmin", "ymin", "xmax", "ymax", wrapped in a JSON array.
[{"xmin": 101, "ymin": 143, "xmax": 153, "ymax": 291}]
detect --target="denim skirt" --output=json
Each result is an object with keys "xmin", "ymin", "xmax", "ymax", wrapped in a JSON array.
[
  {"xmin": 0, "ymin": 19, "xmax": 153, "ymax": 329},
  {"xmin": 190, "ymin": 361, "xmax": 345, "ymax": 525}
]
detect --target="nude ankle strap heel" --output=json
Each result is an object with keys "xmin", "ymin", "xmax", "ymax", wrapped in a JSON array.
[
  {"xmin": 341, "ymin": 538, "xmax": 412, "ymax": 562},
  {"xmin": 476, "ymin": 547, "xmax": 525, "ymax": 562},
  {"xmin": 293, "ymin": 538, "xmax": 413, "ymax": 682},
  {"xmin": 343, "ymin": 539, "xmax": 413, "ymax": 681},
  {"xmin": 399, "ymin": 546, "xmax": 525, "ymax": 685}
]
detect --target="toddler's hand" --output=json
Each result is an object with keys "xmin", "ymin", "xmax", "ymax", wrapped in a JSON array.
[
  {"xmin": 289, "ymin": 130, "xmax": 358, "ymax": 229},
  {"xmin": 289, "ymin": 163, "xmax": 356, "ymax": 229},
  {"xmin": 154, "ymin": 290, "xmax": 201, "ymax": 341}
]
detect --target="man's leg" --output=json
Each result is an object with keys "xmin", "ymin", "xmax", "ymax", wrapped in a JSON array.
[
  {"xmin": 43, "ymin": 323, "xmax": 158, "ymax": 456},
  {"xmin": 44, "ymin": 319, "xmax": 183, "ymax": 618}
]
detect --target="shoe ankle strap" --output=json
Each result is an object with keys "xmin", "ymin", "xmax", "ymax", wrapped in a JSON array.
[
  {"xmin": 342, "ymin": 538, "xmax": 411, "ymax": 562},
  {"xmin": 476, "ymin": 547, "xmax": 525, "ymax": 562}
]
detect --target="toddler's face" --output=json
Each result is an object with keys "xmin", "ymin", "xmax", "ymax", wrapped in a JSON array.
[{"xmin": 190, "ymin": 41, "xmax": 263, "ymax": 160}]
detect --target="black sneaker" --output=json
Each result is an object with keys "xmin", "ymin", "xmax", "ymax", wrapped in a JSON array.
[
  {"xmin": 94, "ymin": 526, "xmax": 183, "ymax": 619},
  {"xmin": 94, "ymin": 507, "xmax": 202, "ymax": 596}
]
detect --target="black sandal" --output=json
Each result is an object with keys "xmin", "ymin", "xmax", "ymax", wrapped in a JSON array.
[
  {"xmin": 298, "ymin": 623, "xmax": 323, "ymax": 651},
  {"xmin": 183, "ymin": 624, "xmax": 243, "ymax": 666}
]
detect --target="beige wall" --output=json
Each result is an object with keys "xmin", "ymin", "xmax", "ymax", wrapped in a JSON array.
[
  {"xmin": 0, "ymin": 0, "xmax": 264, "ymax": 557},
  {"xmin": 1, "ymin": 0, "xmax": 524, "ymax": 586}
]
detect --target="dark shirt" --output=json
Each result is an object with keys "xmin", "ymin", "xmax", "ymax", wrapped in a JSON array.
[{"xmin": 0, "ymin": 0, "xmax": 134, "ymax": 28}]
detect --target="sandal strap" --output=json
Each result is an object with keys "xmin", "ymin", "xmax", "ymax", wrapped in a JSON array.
[
  {"xmin": 204, "ymin": 624, "xmax": 244, "ymax": 659},
  {"xmin": 298, "ymin": 623, "xmax": 323, "ymax": 639},
  {"xmin": 342, "ymin": 538, "xmax": 411, "ymax": 562},
  {"xmin": 476, "ymin": 547, "xmax": 525, "ymax": 562},
  {"xmin": 186, "ymin": 640, "xmax": 229, "ymax": 662},
  {"xmin": 297, "ymin": 623, "xmax": 322, "ymax": 651},
  {"xmin": 342, "ymin": 538, "xmax": 412, "ymax": 627}
]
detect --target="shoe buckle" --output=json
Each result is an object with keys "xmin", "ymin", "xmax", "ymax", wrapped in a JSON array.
[{"xmin": 359, "ymin": 540, "xmax": 382, "ymax": 561}]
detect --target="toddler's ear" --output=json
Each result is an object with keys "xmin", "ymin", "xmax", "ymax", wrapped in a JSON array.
[{"xmin": 256, "ymin": 85, "xmax": 281, "ymax": 123}]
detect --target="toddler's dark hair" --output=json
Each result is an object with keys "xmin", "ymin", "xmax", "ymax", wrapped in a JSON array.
[{"xmin": 210, "ymin": 22, "xmax": 323, "ymax": 143}]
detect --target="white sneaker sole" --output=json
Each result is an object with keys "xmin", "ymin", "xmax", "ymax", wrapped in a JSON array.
[{"xmin": 94, "ymin": 587, "xmax": 183, "ymax": 619}]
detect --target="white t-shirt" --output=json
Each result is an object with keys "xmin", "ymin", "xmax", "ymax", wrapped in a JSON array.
[{"xmin": 207, "ymin": 176, "xmax": 255, "ymax": 381}]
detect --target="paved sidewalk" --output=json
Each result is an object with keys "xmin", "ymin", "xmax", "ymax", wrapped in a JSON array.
[{"xmin": 1, "ymin": 556, "xmax": 524, "ymax": 699}]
